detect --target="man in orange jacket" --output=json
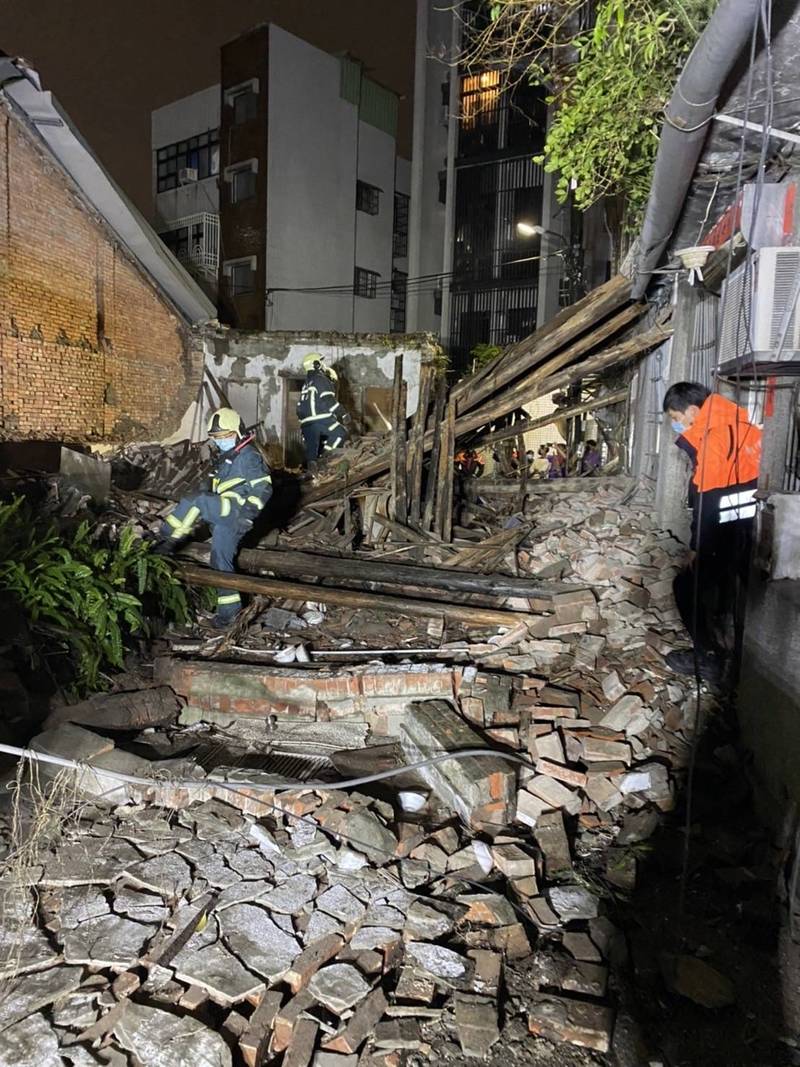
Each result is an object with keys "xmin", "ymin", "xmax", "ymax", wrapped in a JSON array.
[{"xmin": 662, "ymin": 381, "xmax": 762, "ymax": 683}]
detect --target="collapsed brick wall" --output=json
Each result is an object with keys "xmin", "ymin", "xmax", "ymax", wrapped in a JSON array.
[{"xmin": 0, "ymin": 106, "xmax": 204, "ymax": 441}]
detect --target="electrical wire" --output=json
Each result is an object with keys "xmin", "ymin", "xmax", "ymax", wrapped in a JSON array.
[{"xmin": 0, "ymin": 742, "xmax": 533, "ymax": 795}]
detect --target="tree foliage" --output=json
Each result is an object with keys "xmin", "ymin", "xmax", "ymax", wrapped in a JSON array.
[
  {"xmin": 0, "ymin": 498, "xmax": 194, "ymax": 693},
  {"xmin": 466, "ymin": 0, "xmax": 714, "ymax": 228}
]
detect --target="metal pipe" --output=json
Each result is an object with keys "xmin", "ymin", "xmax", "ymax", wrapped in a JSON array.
[{"xmin": 631, "ymin": 0, "xmax": 762, "ymax": 299}]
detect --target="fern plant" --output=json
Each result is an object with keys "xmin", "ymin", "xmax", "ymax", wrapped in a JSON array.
[{"xmin": 0, "ymin": 497, "xmax": 193, "ymax": 693}]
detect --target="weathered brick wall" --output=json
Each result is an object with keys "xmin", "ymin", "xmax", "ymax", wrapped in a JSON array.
[{"xmin": 0, "ymin": 106, "xmax": 204, "ymax": 441}]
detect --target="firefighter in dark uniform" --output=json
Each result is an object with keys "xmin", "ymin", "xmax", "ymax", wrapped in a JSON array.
[
  {"xmin": 297, "ymin": 353, "xmax": 348, "ymax": 466},
  {"xmin": 155, "ymin": 407, "xmax": 273, "ymax": 628}
]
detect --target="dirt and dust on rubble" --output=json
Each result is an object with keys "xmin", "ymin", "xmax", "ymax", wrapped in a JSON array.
[{"xmin": 0, "ymin": 276, "xmax": 792, "ymax": 1067}]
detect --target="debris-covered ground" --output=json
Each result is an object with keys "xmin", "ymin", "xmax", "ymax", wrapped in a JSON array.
[{"xmin": 0, "ymin": 474, "xmax": 793, "ymax": 1067}]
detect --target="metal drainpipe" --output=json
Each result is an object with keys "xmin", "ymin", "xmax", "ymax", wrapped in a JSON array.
[
  {"xmin": 438, "ymin": 9, "xmax": 463, "ymax": 350},
  {"xmin": 406, "ymin": 0, "xmax": 430, "ymax": 332},
  {"xmin": 631, "ymin": 0, "xmax": 762, "ymax": 299}
]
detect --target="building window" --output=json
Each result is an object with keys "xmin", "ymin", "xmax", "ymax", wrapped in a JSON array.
[
  {"xmin": 356, "ymin": 180, "xmax": 381, "ymax": 215},
  {"xmin": 225, "ymin": 79, "xmax": 259, "ymax": 125},
  {"xmin": 434, "ymin": 283, "xmax": 443, "ymax": 317},
  {"xmin": 224, "ymin": 257, "xmax": 257, "ymax": 296},
  {"xmin": 390, "ymin": 270, "xmax": 407, "ymax": 333},
  {"xmin": 225, "ymin": 160, "xmax": 258, "ymax": 204},
  {"xmin": 392, "ymin": 192, "xmax": 409, "ymax": 258},
  {"xmin": 354, "ymin": 266, "xmax": 379, "ymax": 298},
  {"xmin": 438, "ymin": 170, "xmax": 447, "ymax": 205},
  {"xmin": 156, "ymin": 129, "xmax": 220, "ymax": 192}
]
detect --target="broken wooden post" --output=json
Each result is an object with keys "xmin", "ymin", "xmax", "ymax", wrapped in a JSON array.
[
  {"xmin": 422, "ymin": 376, "xmax": 447, "ymax": 532},
  {"xmin": 434, "ymin": 396, "xmax": 456, "ymax": 543},
  {"xmin": 407, "ymin": 362, "xmax": 434, "ymax": 529},
  {"xmin": 178, "ymin": 563, "xmax": 533, "ymax": 629}
]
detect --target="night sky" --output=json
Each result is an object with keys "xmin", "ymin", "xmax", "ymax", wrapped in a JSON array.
[{"xmin": 0, "ymin": 0, "xmax": 416, "ymax": 219}]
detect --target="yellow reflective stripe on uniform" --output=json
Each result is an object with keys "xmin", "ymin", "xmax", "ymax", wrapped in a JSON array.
[
  {"xmin": 300, "ymin": 412, "xmax": 332, "ymax": 423},
  {"xmin": 247, "ymin": 496, "xmax": 265, "ymax": 507},
  {"xmin": 251, "ymin": 476, "xmax": 272, "ymax": 485},
  {"xmin": 216, "ymin": 476, "xmax": 246, "ymax": 493},
  {"xmin": 168, "ymin": 504, "xmax": 201, "ymax": 538},
  {"xmin": 221, "ymin": 491, "xmax": 247, "ymax": 506},
  {"xmin": 217, "ymin": 593, "xmax": 241, "ymax": 605},
  {"xmin": 211, "ymin": 477, "xmax": 219, "ymax": 491},
  {"xmin": 219, "ymin": 496, "xmax": 232, "ymax": 518}
]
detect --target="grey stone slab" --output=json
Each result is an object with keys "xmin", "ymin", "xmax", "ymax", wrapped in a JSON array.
[
  {"xmin": 51, "ymin": 988, "xmax": 102, "ymax": 1030},
  {"xmin": 362, "ymin": 903, "xmax": 405, "ymax": 929},
  {"xmin": 308, "ymin": 963, "xmax": 371, "ymax": 1014},
  {"xmin": 547, "ymin": 886, "xmax": 600, "ymax": 922},
  {"xmin": 302, "ymin": 910, "xmax": 342, "ymax": 946},
  {"xmin": 58, "ymin": 886, "xmax": 110, "ymax": 929},
  {"xmin": 316, "ymin": 884, "xmax": 365, "ymax": 924},
  {"xmin": 220, "ymin": 903, "xmax": 300, "ymax": 983},
  {"xmin": 172, "ymin": 940, "xmax": 265, "ymax": 1006},
  {"xmin": 406, "ymin": 942, "xmax": 467, "ymax": 979},
  {"xmin": 258, "ymin": 874, "xmax": 317, "ymax": 915},
  {"xmin": 349, "ymin": 926, "xmax": 399, "ymax": 952},
  {"xmin": 192, "ymin": 853, "xmax": 242, "ymax": 890},
  {"xmin": 112, "ymin": 885, "xmax": 170, "ymax": 925},
  {"xmin": 345, "ymin": 810, "xmax": 398, "ymax": 865},
  {"xmin": 215, "ymin": 879, "xmax": 273, "ymax": 912},
  {"xmin": 403, "ymin": 901, "xmax": 454, "ymax": 940},
  {"xmin": 0, "ymin": 1010, "xmax": 62, "ymax": 1067},
  {"xmin": 61, "ymin": 914, "xmax": 155, "ymax": 967},
  {"xmin": 0, "ymin": 922, "xmax": 58, "ymax": 979},
  {"xmin": 123, "ymin": 852, "xmax": 192, "ymax": 897},
  {"xmin": 42, "ymin": 840, "xmax": 142, "ymax": 886},
  {"xmin": 114, "ymin": 1001, "xmax": 232, "ymax": 1067},
  {"xmin": 180, "ymin": 799, "xmax": 247, "ymax": 842},
  {"xmin": 227, "ymin": 849, "xmax": 274, "ymax": 881},
  {"xmin": 0, "ymin": 964, "xmax": 82, "ymax": 1032}
]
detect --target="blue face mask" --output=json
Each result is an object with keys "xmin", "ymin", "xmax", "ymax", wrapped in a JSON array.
[
  {"xmin": 671, "ymin": 420, "xmax": 685, "ymax": 435},
  {"xmin": 216, "ymin": 437, "xmax": 237, "ymax": 452}
]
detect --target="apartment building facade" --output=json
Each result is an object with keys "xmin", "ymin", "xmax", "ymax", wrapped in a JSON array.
[{"xmin": 152, "ymin": 24, "xmax": 411, "ymax": 333}]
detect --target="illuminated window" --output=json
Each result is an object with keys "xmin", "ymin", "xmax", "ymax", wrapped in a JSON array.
[{"xmin": 460, "ymin": 70, "xmax": 501, "ymax": 130}]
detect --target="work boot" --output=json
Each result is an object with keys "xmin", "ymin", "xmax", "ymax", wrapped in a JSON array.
[
  {"xmin": 665, "ymin": 647, "xmax": 722, "ymax": 686},
  {"xmin": 208, "ymin": 611, "xmax": 239, "ymax": 631},
  {"xmin": 150, "ymin": 539, "xmax": 177, "ymax": 557}
]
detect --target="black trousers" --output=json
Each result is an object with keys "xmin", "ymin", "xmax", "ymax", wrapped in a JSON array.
[{"xmin": 673, "ymin": 518, "xmax": 753, "ymax": 653}]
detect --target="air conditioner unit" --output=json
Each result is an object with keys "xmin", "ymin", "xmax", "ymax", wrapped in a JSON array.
[
  {"xmin": 178, "ymin": 167, "xmax": 198, "ymax": 185},
  {"xmin": 719, "ymin": 246, "xmax": 800, "ymax": 363}
]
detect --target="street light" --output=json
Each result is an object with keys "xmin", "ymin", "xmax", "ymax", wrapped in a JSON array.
[{"xmin": 516, "ymin": 221, "xmax": 564, "ymax": 241}]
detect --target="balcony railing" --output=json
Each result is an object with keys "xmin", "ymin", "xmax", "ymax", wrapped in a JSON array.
[{"xmin": 159, "ymin": 212, "xmax": 219, "ymax": 279}]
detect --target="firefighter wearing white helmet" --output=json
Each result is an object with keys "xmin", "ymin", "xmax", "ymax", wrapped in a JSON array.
[
  {"xmin": 297, "ymin": 353, "xmax": 348, "ymax": 466},
  {"xmin": 153, "ymin": 407, "xmax": 273, "ymax": 628}
]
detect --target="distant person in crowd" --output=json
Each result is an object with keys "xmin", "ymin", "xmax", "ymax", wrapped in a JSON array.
[
  {"xmin": 581, "ymin": 439, "xmax": 602, "ymax": 476},
  {"xmin": 662, "ymin": 381, "xmax": 762, "ymax": 683},
  {"xmin": 548, "ymin": 443, "xmax": 567, "ymax": 479},
  {"xmin": 532, "ymin": 444, "xmax": 550, "ymax": 478},
  {"xmin": 297, "ymin": 353, "xmax": 348, "ymax": 468}
]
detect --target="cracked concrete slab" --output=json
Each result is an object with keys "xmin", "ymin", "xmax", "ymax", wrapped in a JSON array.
[
  {"xmin": 123, "ymin": 853, "xmax": 192, "ymax": 898},
  {"xmin": 0, "ymin": 1010, "xmax": 62, "ymax": 1066},
  {"xmin": 61, "ymin": 914, "xmax": 155, "ymax": 967},
  {"xmin": 172, "ymin": 940, "xmax": 265, "ymax": 1005},
  {"xmin": 114, "ymin": 1001, "xmax": 232, "ymax": 1067},
  {"xmin": 112, "ymin": 885, "xmax": 170, "ymax": 925},
  {"xmin": 258, "ymin": 874, "xmax": 317, "ymax": 915},
  {"xmin": 0, "ymin": 964, "xmax": 82, "ymax": 1032},
  {"xmin": 219, "ymin": 903, "xmax": 300, "ymax": 983},
  {"xmin": 308, "ymin": 963, "xmax": 372, "ymax": 1014}
]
